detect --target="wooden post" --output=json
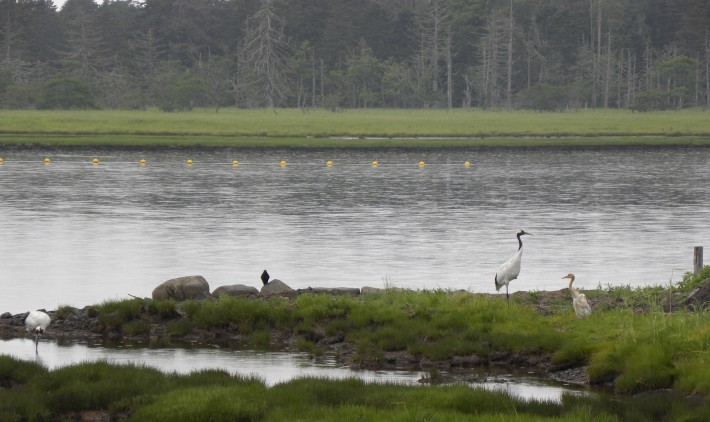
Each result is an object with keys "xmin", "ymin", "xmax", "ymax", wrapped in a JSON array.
[{"xmin": 694, "ymin": 246, "xmax": 703, "ymax": 274}]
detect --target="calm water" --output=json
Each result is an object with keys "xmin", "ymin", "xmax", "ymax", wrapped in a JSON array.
[
  {"xmin": 1, "ymin": 146, "xmax": 709, "ymax": 313},
  {"xmin": 0, "ymin": 338, "xmax": 586, "ymax": 403}
]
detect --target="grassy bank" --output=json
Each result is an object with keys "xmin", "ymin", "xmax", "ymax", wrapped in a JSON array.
[
  {"xmin": 75, "ymin": 267, "xmax": 710, "ymax": 397},
  {"xmin": 2, "ymin": 269, "xmax": 708, "ymax": 419},
  {"xmin": 1, "ymin": 108, "xmax": 710, "ymax": 148},
  {"xmin": 1, "ymin": 357, "xmax": 707, "ymax": 421}
]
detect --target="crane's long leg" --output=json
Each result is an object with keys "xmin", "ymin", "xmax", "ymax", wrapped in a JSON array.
[
  {"xmin": 34, "ymin": 335, "xmax": 39, "ymax": 353},
  {"xmin": 506, "ymin": 285, "xmax": 509, "ymax": 306}
]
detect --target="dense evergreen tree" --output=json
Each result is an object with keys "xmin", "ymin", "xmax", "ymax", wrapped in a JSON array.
[{"xmin": 0, "ymin": 0, "xmax": 708, "ymax": 110}]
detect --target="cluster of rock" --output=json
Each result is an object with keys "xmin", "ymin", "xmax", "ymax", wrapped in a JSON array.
[{"xmin": 151, "ymin": 275, "xmax": 385, "ymax": 301}]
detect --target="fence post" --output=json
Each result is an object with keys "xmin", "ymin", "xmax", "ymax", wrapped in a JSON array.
[{"xmin": 694, "ymin": 246, "xmax": 703, "ymax": 274}]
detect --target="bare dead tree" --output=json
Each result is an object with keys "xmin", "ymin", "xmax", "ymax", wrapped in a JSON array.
[
  {"xmin": 505, "ymin": 0, "xmax": 514, "ymax": 109},
  {"xmin": 240, "ymin": 0, "xmax": 291, "ymax": 110},
  {"xmin": 477, "ymin": 9, "xmax": 507, "ymax": 108},
  {"xmin": 416, "ymin": 0, "xmax": 449, "ymax": 107},
  {"xmin": 61, "ymin": 2, "xmax": 105, "ymax": 81}
]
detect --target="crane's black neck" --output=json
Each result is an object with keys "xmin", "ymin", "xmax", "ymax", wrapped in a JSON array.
[{"xmin": 516, "ymin": 232, "xmax": 524, "ymax": 250}]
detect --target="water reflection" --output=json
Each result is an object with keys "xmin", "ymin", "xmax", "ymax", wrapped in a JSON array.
[
  {"xmin": 0, "ymin": 339, "xmax": 586, "ymax": 403},
  {"xmin": 1, "ymin": 147, "xmax": 709, "ymax": 313}
]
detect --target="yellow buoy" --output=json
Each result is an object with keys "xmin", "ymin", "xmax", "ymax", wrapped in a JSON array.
[
  {"xmin": 464, "ymin": 161, "xmax": 471, "ymax": 167},
  {"xmin": 0, "ymin": 157, "xmax": 4, "ymax": 164},
  {"xmin": 372, "ymin": 161, "xmax": 378, "ymax": 167},
  {"xmin": 139, "ymin": 159, "xmax": 147, "ymax": 165},
  {"xmin": 232, "ymin": 160, "xmax": 239, "ymax": 166},
  {"xmin": 187, "ymin": 159, "xmax": 193, "ymax": 165},
  {"xmin": 92, "ymin": 158, "xmax": 99, "ymax": 165},
  {"xmin": 418, "ymin": 161, "xmax": 425, "ymax": 167},
  {"xmin": 280, "ymin": 160, "xmax": 287, "ymax": 167},
  {"xmin": 43, "ymin": 157, "xmax": 51, "ymax": 164},
  {"xmin": 326, "ymin": 160, "xmax": 333, "ymax": 167}
]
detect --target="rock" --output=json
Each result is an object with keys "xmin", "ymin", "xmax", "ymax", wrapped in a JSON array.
[
  {"xmin": 212, "ymin": 284, "xmax": 260, "ymax": 298},
  {"xmin": 260, "ymin": 279, "xmax": 294, "ymax": 295},
  {"xmin": 550, "ymin": 366, "xmax": 589, "ymax": 386},
  {"xmin": 361, "ymin": 286, "xmax": 383, "ymax": 295},
  {"xmin": 0, "ymin": 312, "xmax": 11, "ymax": 319},
  {"xmin": 297, "ymin": 287, "xmax": 360, "ymax": 296},
  {"xmin": 361, "ymin": 286, "xmax": 403, "ymax": 294},
  {"xmin": 451, "ymin": 354, "xmax": 482, "ymax": 368},
  {"xmin": 686, "ymin": 279, "xmax": 710, "ymax": 311},
  {"xmin": 152, "ymin": 275, "xmax": 210, "ymax": 301},
  {"xmin": 420, "ymin": 358, "xmax": 451, "ymax": 370}
]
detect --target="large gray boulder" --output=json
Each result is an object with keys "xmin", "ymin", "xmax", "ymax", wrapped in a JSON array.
[
  {"xmin": 686, "ymin": 279, "xmax": 710, "ymax": 310},
  {"xmin": 152, "ymin": 275, "xmax": 210, "ymax": 301},
  {"xmin": 260, "ymin": 279, "xmax": 294, "ymax": 295},
  {"xmin": 361, "ymin": 286, "xmax": 402, "ymax": 295},
  {"xmin": 212, "ymin": 284, "xmax": 259, "ymax": 298}
]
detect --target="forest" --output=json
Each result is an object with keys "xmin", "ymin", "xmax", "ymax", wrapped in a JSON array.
[{"xmin": 1, "ymin": 0, "xmax": 709, "ymax": 112}]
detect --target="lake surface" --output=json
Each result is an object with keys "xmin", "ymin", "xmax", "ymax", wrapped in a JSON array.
[
  {"xmin": 1, "ymin": 146, "xmax": 709, "ymax": 313},
  {"xmin": 0, "ymin": 338, "xmax": 586, "ymax": 403}
]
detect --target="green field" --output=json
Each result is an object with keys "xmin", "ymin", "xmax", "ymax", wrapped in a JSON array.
[{"xmin": 1, "ymin": 108, "xmax": 710, "ymax": 148}]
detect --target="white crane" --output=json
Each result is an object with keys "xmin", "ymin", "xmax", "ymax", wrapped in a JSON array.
[
  {"xmin": 562, "ymin": 273, "xmax": 592, "ymax": 318},
  {"xmin": 24, "ymin": 310, "xmax": 51, "ymax": 352},
  {"xmin": 494, "ymin": 229, "xmax": 530, "ymax": 305}
]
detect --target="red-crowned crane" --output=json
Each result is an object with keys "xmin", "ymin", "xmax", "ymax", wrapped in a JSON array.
[
  {"xmin": 562, "ymin": 273, "xmax": 592, "ymax": 318},
  {"xmin": 494, "ymin": 229, "xmax": 531, "ymax": 305},
  {"xmin": 24, "ymin": 310, "xmax": 51, "ymax": 353}
]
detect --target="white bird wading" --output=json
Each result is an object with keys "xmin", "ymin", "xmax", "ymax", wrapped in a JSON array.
[{"xmin": 24, "ymin": 310, "xmax": 51, "ymax": 352}]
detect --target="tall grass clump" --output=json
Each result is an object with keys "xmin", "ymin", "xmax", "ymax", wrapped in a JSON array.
[
  {"xmin": 148, "ymin": 299, "xmax": 178, "ymax": 319},
  {"xmin": 131, "ymin": 385, "xmax": 269, "ymax": 422},
  {"xmin": 344, "ymin": 290, "xmax": 561, "ymax": 362},
  {"xmin": 96, "ymin": 298, "xmax": 145, "ymax": 330},
  {"xmin": 23, "ymin": 361, "xmax": 168, "ymax": 413},
  {"xmin": 267, "ymin": 378, "xmax": 566, "ymax": 420},
  {"xmin": 553, "ymin": 308, "xmax": 710, "ymax": 394},
  {"xmin": 185, "ymin": 296, "xmax": 292, "ymax": 333},
  {"xmin": 677, "ymin": 265, "xmax": 710, "ymax": 291},
  {"xmin": 54, "ymin": 304, "xmax": 76, "ymax": 320},
  {"xmin": 0, "ymin": 355, "xmax": 47, "ymax": 386}
]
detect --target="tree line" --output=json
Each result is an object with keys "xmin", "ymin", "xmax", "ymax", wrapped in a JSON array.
[{"xmin": 1, "ymin": 0, "xmax": 709, "ymax": 111}]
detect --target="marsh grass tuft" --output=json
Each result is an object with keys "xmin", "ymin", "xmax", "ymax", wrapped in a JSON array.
[
  {"xmin": 148, "ymin": 300, "xmax": 178, "ymax": 319},
  {"xmin": 677, "ymin": 265, "xmax": 710, "ymax": 292},
  {"xmin": 122, "ymin": 319, "xmax": 151, "ymax": 336},
  {"xmin": 55, "ymin": 304, "xmax": 75, "ymax": 320},
  {"xmin": 96, "ymin": 298, "xmax": 144, "ymax": 325},
  {"xmin": 131, "ymin": 385, "xmax": 269, "ymax": 422}
]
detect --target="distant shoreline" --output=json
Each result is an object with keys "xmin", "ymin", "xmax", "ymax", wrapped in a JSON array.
[{"xmin": 1, "ymin": 108, "xmax": 710, "ymax": 149}]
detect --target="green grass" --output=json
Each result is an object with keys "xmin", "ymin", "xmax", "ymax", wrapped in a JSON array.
[
  {"xmin": 88, "ymin": 278, "xmax": 710, "ymax": 397},
  {"xmin": 1, "ymin": 357, "xmax": 707, "ymax": 421},
  {"xmin": 1, "ymin": 108, "xmax": 709, "ymax": 148}
]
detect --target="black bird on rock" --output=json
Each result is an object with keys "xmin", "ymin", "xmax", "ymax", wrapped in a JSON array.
[{"xmin": 261, "ymin": 270, "xmax": 270, "ymax": 285}]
